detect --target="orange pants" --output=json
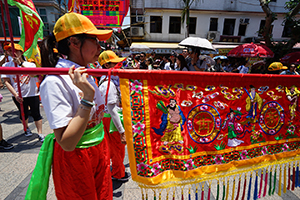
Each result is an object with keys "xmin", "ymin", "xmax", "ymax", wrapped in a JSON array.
[
  {"xmin": 103, "ymin": 117, "xmax": 126, "ymax": 179},
  {"xmin": 52, "ymin": 136, "xmax": 112, "ymax": 200}
]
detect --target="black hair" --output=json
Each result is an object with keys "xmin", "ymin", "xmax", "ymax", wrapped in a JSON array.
[
  {"xmin": 40, "ymin": 33, "xmax": 87, "ymax": 68},
  {"xmin": 177, "ymin": 54, "xmax": 188, "ymax": 71},
  {"xmin": 146, "ymin": 57, "xmax": 153, "ymax": 65},
  {"xmin": 140, "ymin": 52, "xmax": 146, "ymax": 57}
]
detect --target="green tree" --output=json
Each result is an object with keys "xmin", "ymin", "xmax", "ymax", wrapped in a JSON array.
[
  {"xmin": 259, "ymin": 0, "xmax": 300, "ymax": 58},
  {"xmin": 181, "ymin": 0, "xmax": 198, "ymax": 37}
]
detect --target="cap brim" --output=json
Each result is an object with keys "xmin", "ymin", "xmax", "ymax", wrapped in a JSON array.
[
  {"xmin": 111, "ymin": 57, "xmax": 126, "ymax": 63},
  {"xmin": 86, "ymin": 30, "xmax": 113, "ymax": 41}
]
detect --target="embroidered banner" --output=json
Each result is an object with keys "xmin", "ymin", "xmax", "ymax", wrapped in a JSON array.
[
  {"xmin": 68, "ymin": 0, "xmax": 129, "ymax": 28},
  {"xmin": 119, "ymin": 70, "xmax": 300, "ymax": 191}
]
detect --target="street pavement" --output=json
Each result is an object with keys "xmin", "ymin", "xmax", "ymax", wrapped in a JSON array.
[{"xmin": 1, "ymin": 87, "xmax": 300, "ymax": 200}]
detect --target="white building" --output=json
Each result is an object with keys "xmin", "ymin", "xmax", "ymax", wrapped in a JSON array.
[{"xmin": 130, "ymin": 0, "xmax": 295, "ymax": 53}]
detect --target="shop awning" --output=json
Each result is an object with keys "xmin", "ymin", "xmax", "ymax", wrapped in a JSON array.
[{"xmin": 131, "ymin": 42, "xmax": 184, "ymax": 49}]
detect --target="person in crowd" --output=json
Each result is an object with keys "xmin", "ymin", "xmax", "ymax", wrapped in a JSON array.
[
  {"xmin": 222, "ymin": 60, "xmax": 232, "ymax": 72},
  {"xmin": 212, "ymin": 57, "xmax": 226, "ymax": 72},
  {"xmin": 2, "ymin": 43, "xmax": 44, "ymax": 142},
  {"xmin": 133, "ymin": 54, "xmax": 141, "ymax": 69},
  {"xmin": 280, "ymin": 63, "xmax": 299, "ymax": 75},
  {"xmin": 98, "ymin": 50, "xmax": 131, "ymax": 182},
  {"xmin": 189, "ymin": 49, "xmax": 200, "ymax": 71},
  {"xmin": 0, "ymin": 47, "xmax": 13, "ymax": 89},
  {"xmin": 139, "ymin": 52, "xmax": 147, "ymax": 69},
  {"xmin": 145, "ymin": 57, "xmax": 153, "ymax": 70},
  {"xmin": 176, "ymin": 55, "xmax": 188, "ymax": 71},
  {"xmin": 233, "ymin": 60, "xmax": 250, "ymax": 74},
  {"xmin": 159, "ymin": 55, "xmax": 166, "ymax": 70},
  {"xmin": 149, "ymin": 51, "xmax": 156, "ymax": 61},
  {"xmin": 37, "ymin": 12, "xmax": 113, "ymax": 199},
  {"xmin": 170, "ymin": 53, "xmax": 177, "ymax": 70},
  {"xmin": 0, "ymin": 123, "xmax": 14, "ymax": 149},
  {"xmin": 182, "ymin": 48, "xmax": 191, "ymax": 66},
  {"xmin": 163, "ymin": 55, "xmax": 172, "ymax": 70},
  {"xmin": 152, "ymin": 59, "xmax": 162, "ymax": 70}
]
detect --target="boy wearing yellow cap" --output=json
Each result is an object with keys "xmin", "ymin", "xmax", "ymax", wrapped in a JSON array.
[{"xmin": 98, "ymin": 50, "xmax": 131, "ymax": 181}]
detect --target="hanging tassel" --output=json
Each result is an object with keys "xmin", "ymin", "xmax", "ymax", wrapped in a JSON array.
[
  {"xmin": 268, "ymin": 166, "xmax": 272, "ymax": 196},
  {"xmin": 235, "ymin": 175, "xmax": 241, "ymax": 200},
  {"xmin": 263, "ymin": 168, "xmax": 268, "ymax": 197},
  {"xmin": 189, "ymin": 187, "xmax": 191, "ymax": 200},
  {"xmin": 146, "ymin": 190, "xmax": 148, "ymax": 200},
  {"xmin": 142, "ymin": 188, "xmax": 145, "ymax": 200},
  {"xmin": 159, "ymin": 190, "xmax": 162, "ymax": 200},
  {"xmin": 182, "ymin": 187, "xmax": 184, "ymax": 200},
  {"xmin": 296, "ymin": 162, "xmax": 299, "ymax": 188},
  {"xmin": 258, "ymin": 170, "xmax": 264, "ymax": 198},
  {"xmin": 247, "ymin": 173, "xmax": 252, "ymax": 200},
  {"xmin": 154, "ymin": 189, "xmax": 157, "ymax": 200},
  {"xmin": 292, "ymin": 162, "xmax": 296, "ymax": 191},
  {"xmin": 195, "ymin": 185, "xmax": 198, "ymax": 200},
  {"xmin": 278, "ymin": 165, "xmax": 282, "ymax": 196},
  {"xmin": 272, "ymin": 165, "xmax": 277, "ymax": 195},
  {"xmin": 173, "ymin": 187, "xmax": 176, "ymax": 200},
  {"xmin": 225, "ymin": 177, "xmax": 229, "ymax": 200},
  {"xmin": 201, "ymin": 183, "xmax": 204, "ymax": 200},
  {"xmin": 222, "ymin": 179, "xmax": 226, "ymax": 200},
  {"xmin": 287, "ymin": 163, "xmax": 291, "ymax": 191},
  {"xmin": 208, "ymin": 181, "xmax": 211, "ymax": 200},
  {"xmin": 241, "ymin": 174, "xmax": 247, "ymax": 200},
  {"xmin": 254, "ymin": 171, "xmax": 258, "ymax": 200},
  {"xmin": 216, "ymin": 179, "xmax": 219, "ymax": 200},
  {"xmin": 284, "ymin": 164, "xmax": 287, "ymax": 194},
  {"xmin": 166, "ymin": 188, "xmax": 170, "ymax": 200},
  {"xmin": 232, "ymin": 177, "xmax": 236, "ymax": 200}
]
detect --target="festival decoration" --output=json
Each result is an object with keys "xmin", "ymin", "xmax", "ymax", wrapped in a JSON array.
[
  {"xmin": 68, "ymin": 0, "xmax": 130, "ymax": 28},
  {"xmin": 7, "ymin": 0, "xmax": 43, "ymax": 65},
  {"xmin": 1, "ymin": 68, "xmax": 300, "ymax": 199}
]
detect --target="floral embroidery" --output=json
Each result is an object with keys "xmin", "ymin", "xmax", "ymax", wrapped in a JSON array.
[
  {"xmin": 185, "ymin": 159, "xmax": 194, "ymax": 170},
  {"xmin": 130, "ymin": 80, "xmax": 143, "ymax": 92}
]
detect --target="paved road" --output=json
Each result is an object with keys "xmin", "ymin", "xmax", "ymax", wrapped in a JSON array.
[{"xmin": 1, "ymin": 87, "xmax": 300, "ymax": 200}]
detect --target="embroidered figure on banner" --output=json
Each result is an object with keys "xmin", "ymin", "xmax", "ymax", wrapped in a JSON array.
[
  {"xmin": 222, "ymin": 108, "xmax": 245, "ymax": 147},
  {"xmin": 285, "ymin": 85, "xmax": 300, "ymax": 121},
  {"xmin": 244, "ymin": 85, "xmax": 263, "ymax": 123},
  {"xmin": 152, "ymin": 99, "xmax": 186, "ymax": 145}
]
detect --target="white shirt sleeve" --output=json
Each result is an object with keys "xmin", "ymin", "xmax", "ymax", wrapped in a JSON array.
[
  {"xmin": 107, "ymin": 104, "xmax": 125, "ymax": 134},
  {"xmin": 40, "ymin": 75, "xmax": 75, "ymax": 130},
  {"xmin": 99, "ymin": 81, "xmax": 118, "ymax": 105}
]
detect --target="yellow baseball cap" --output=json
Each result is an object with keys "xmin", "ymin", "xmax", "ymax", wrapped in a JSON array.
[
  {"xmin": 54, "ymin": 12, "xmax": 113, "ymax": 42},
  {"xmin": 268, "ymin": 62, "xmax": 288, "ymax": 71},
  {"xmin": 98, "ymin": 50, "xmax": 126, "ymax": 65},
  {"xmin": 4, "ymin": 43, "xmax": 24, "ymax": 52}
]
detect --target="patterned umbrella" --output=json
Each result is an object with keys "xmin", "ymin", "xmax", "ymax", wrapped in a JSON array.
[
  {"xmin": 280, "ymin": 52, "xmax": 300, "ymax": 65},
  {"xmin": 227, "ymin": 43, "xmax": 274, "ymax": 58}
]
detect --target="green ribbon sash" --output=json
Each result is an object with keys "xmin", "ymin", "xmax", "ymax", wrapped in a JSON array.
[
  {"xmin": 25, "ymin": 122, "xmax": 104, "ymax": 200},
  {"xmin": 103, "ymin": 110, "xmax": 124, "ymax": 133}
]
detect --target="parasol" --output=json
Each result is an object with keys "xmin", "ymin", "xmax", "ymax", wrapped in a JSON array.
[
  {"xmin": 130, "ymin": 44, "xmax": 150, "ymax": 52},
  {"xmin": 227, "ymin": 43, "xmax": 274, "ymax": 58},
  {"xmin": 179, "ymin": 37, "xmax": 215, "ymax": 51},
  {"xmin": 280, "ymin": 52, "xmax": 300, "ymax": 65}
]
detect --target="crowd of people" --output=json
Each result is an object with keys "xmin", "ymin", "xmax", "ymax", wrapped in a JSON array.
[
  {"xmin": 0, "ymin": 11, "xmax": 298, "ymax": 200},
  {"xmin": 120, "ymin": 49, "xmax": 299, "ymax": 75}
]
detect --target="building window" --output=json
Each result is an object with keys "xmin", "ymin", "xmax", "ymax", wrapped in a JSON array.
[
  {"xmin": 150, "ymin": 16, "xmax": 162, "ymax": 33},
  {"xmin": 258, "ymin": 20, "xmax": 273, "ymax": 37},
  {"xmin": 238, "ymin": 24, "xmax": 247, "ymax": 36},
  {"xmin": 223, "ymin": 19, "xmax": 235, "ymax": 35},
  {"xmin": 282, "ymin": 22, "xmax": 292, "ymax": 37},
  {"xmin": 209, "ymin": 18, "xmax": 218, "ymax": 31},
  {"xmin": 169, "ymin": 17, "xmax": 181, "ymax": 34},
  {"xmin": 37, "ymin": 8, "xmax": 49, "ymax": 36},
  {"xmin": 189, "ymin": 17, "xmax": 197, "ymax": 34},
  {"xmin": 0, "ymin": 8, "xmax": 21, "ymax": 37}
]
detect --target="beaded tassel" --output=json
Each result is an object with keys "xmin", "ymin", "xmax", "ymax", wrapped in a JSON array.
[
  {"xmin": 208, "ymin": 181, "xmax": 211, "ymax": 200},
  {"xmin": 235, "ymin": 175, "xmax": 241, "ymax": 200},
  {"xmin": 201, "ymin": 184, "xmax": 204, "ymax": 200},
  {"xmin": 154, "ymin": 190, "xmax": 156, "ymax": 200},
  {"xmin": 216, "ymin": 179, "xmax": 219, "ymax": 200},
  {"xmin": 253, "ymin": 171, "xmax": 258, "ymax": 200},
  {"xmin": 278, "ymin": 165, "xmax": 282, "ymax": 196},
  {"xmin": 189, "ymin": 187, "xmax": 191, "ymax": 200},
  {"xmin": 173, "ymin": 187, "xmax": 176, "ymax": 200},
  {"xmin": 232, "ymin": 177, "xmax": 235, "ymax": 200},
  {"xmin": 159, "ymin": 190, "xmax": 162, "ymax": 200},
  {"xmin": 225, "ymin": 178, "xmax": 229, "ymax": 200},
  {"xmin": 146, "ymin": 191, "xmax": 148, "ymax": 200},
  {"xmin": 268, "ymin": 167, "xmax": 272, "ymax": 196},
  {"xmin": 182, "ymin": 187, "xmax": 184, "ymax": 200},
  {"xmin": 142, "ymin": 189, "xmax": 145, "ymax": 200},
  {"xmin": 222, "ymin": 179, "xmax": 226, "ymax": 200},
  {"xmin": 247, "ymin": 173, "xmax": 252, "ymax": 200},
  {"xmin": 258, "ymin": 170, "xmax": 264, "ymax": 198},
  {"xmin": 272, "ymin": 166, "xmax": 277, "ymax": 195},
  {"xmin": 263, "ymin": 168, "xmax": 268, "ymax": 197},
  {"xmin": 284, "ymin": 164, "xmax": 287, "ymax": 194},
  {"xmin": 292, "ymin": 163, "xmax": 296, "ymax": 191},
  {"xmin": 287, "ymin": 163, "xmax": 291, "ymax": 191},
  {"xmin": 241, "ymin": 174, "xmax": 247, "ymax": 200},
  {"xmin": 296, "ymin": 162, "xmax": 299, "ymax": 188}
]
